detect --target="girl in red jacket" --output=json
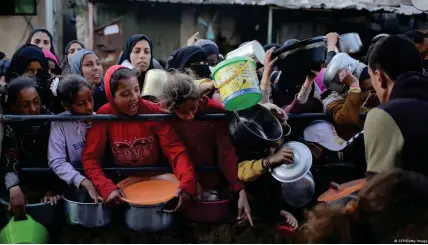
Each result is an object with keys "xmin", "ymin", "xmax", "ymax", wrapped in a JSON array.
[
  {"xmin": 82, "ymin": 65, "xmax": 196, "ymax": 210},
  {"xmin": 158, "ymin": 71, "xmax": 253, "ymax": 226}
]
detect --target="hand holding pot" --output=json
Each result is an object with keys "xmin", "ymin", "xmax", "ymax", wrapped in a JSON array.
[
  {"xmin": 106, "ymin": 189, "xmax": 126, "ymax": 205},
  {"xmin": 263, "ymin": 48, "xmax": 278, "ymax": 75},
  {"xmin": 237, "ymin": 189, "xmax": 254, "ymax": 227},
  {"xmin": 339, "ymin": 69, "xmax": 359, "ymax": 88},
  {"xmin": 9, "ymin": 186, "xmax": 26, "ymax": 218},
  {"xmin": 42, "ymin": 191, "xmax": 60, "ymax": 205},
  {"xmin": 326, "ymin": 32, "xmax": 339, "ymax": 51},
  {"xmin": 174, "ymin": 188, "xmax": 192, "ymax": 212},
  {"xmin": 81, "ymin": 178, "xmax": 102, "ymax": 204},
  {"xmin": 195, "ymin": 182, "xmax": 203, "ymax": 202},
  {"xmin": 261, "ymin": 103, "xmax": 288, "ymax": 122}
]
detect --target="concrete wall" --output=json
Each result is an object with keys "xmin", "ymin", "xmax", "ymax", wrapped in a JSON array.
[{"xmin": 0, "ymin": 0, "xmax": 63, "ymax": 59}]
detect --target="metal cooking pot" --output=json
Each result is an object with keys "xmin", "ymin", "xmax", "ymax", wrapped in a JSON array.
[
  {"xmin": 323, "ymin": 53, "xmax": 367, "ymax": 93},
  {"xmin": 338, "ymin": 33, "xmax": 363, "ymax": 54},
  {"xmin": 229, "ymin": 104, "xmax": 283, "ymax": 150},
  {"xmin": 184, "ymin": 190, "xmax": 230, "ymax": 223},
  {"xmin": 141, "ymin": 69, "xmax": 169, "ymax": 99},
  {"xmin": 280, "ymin": 171, "xmax": 315, "ymax": 208},
  {"xmin": 124, "ymin": 202, "xmax": 174, "ymax": 232},
  {"xmin": 272, "ymin": 36, "xmax": 327, "ymax": 105},
  {"xmin": 62, "ymin": 188, "xmax": 110, "ymax": 228},
  {"xmin": 0, "ymin": 198, "xmax": 57, "ymax": 226}
]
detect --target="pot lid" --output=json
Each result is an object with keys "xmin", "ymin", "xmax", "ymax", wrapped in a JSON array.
[
  {"xmin": 412, "ymin": 0, "xmax": 428, "ymax": 11},
  {"xmin": 271, "ymin": 141, "xmax": 313, "ymax": 183},
  {"xmin": 318, "ymin": 178, "xmax": 366, "ymax": 203},
  {"xmin": 117, "ymin": 174, "xmax": 179, "ymax": 205}
]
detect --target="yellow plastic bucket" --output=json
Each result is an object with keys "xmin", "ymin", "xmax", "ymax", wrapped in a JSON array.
[{"xmin": 212, "ymin": 56, "xmax": 261, "ymax": 111}]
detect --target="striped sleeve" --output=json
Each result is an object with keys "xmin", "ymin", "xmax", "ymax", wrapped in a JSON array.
[{"xmin": 364, "ymin": 108, "xmax": 404, "ymax": 174}]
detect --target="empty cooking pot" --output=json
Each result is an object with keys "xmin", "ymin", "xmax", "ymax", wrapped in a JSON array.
[
  {"xmin": 62, "ymin": 187, "xmax": 110, "ymax": 228},
  {"xmin": 338, "ymin": 33, "xmax": 363, "ymax": 54},
  {"xmin": 229, "ymin": 104, "xmax": 283, "ymax": 149},
  {"xmin": 280, "ymin": 172, "xmax": 315, "ymax": 208}
]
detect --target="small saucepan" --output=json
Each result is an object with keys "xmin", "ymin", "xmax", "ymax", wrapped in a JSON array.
[{"xmin": 338, "ymin": 33, "xmax": 363, "ymax": 54}]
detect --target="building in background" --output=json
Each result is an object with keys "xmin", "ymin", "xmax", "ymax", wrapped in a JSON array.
[
  {"xmin": 84, "ymin": 0, "xmax": 426, "ymax": 68},
  {"xmin": 0, "ymin": 0, "xmax": 63, "ymax": 59}
]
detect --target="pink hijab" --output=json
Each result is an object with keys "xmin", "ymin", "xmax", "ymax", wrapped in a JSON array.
[
  {"xmin": 314, "ymin": 68, "xmax": 327, "ymax": 95},
  {"xmin": 42, "ymin": 49, "xmax": 59, "ymax": 66}
]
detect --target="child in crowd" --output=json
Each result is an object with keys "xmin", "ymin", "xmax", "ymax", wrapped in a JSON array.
[
  {"xmin": 158, "ymin": 71, "xmax": 253, "ymax": 225},
  {"xmin": 48, "ymin": 74, "xmax": 99, "ymax": 202},
  {"xmin": 297, "ymin": 171, "xmax": 428, "ymax": 243},
  {"xmin": 1, "ymin": 77, "xmax": 59, "ymax": 217},
  {"xmin": 82, "ymin": 65, "xmax": 196, "ymax": 210}
]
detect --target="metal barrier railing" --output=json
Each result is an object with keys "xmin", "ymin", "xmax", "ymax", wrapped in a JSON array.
[
  {"xmin": 0, "ymin": 113, "xmax": 368, "ymax": 122},
  {"xmin": 6, "ymin": 112, "xmax": 366, "ymax": 173}
]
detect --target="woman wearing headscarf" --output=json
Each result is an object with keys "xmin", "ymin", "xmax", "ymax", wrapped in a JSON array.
[
  {"xmin": 61, "ymin": 40, "xmax": 85, "ymax": 74},
  {"xmin": 194, "ymin": 39, "xmax": 220, "ymax": 67},
  {"xmin": 26, "ymin": 28, "xmax": 57, "ymax": 58},
  {"xmin": 69, "ymin": 49, "xmax": 108, "ymax": 111},
  {"xmin": 167, "ymin": 46, "xmax": 212, "ymax": 79},
  {"xmin": 118, "ymin": 34, "xmax": 154, "ymax": 90},
  {"xmin": 5, "ymin": 44, "xmax": 49, "ymax": 88}
]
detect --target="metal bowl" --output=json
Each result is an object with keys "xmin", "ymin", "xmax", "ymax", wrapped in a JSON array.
[
  {"xmin": 229, "ymin": 104, "xmax": 283, "ymax": 150},
  {"xmin": 62, "ymin": 187, "xmax": 110, "ymax": 228},
  {"xmin": 0, "ymin": 198, "xmax": 57, "ymax": 226},
  {"xmin": 271, "ymin": 141, "xmax": 312, "ymax": 183},
  {"xmin": 280, "ymin": 172, "xmax": 315, "ymax": 207}
]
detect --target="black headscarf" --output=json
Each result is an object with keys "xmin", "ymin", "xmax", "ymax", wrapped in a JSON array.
[
  {"xmin": 118, "ymin": 34, "xmax": 153, "ymax": 69},
  {"xmin": 167, "ymin": 46, "xmax": 211, "ymax": 79},
  {"xmin": 118, "ymin": 34, "xmax": 154, "ymax": 88},
  {"xmin": 61, "ymin": 40, "xmax": 85, "ymax": 71},
  {"xmin": 5, "ymin": 44, "xmax": 49, "ymax": 85},
  {"xmin": 26, "ymin": 28, "xmax": 57, "ymax": 58}
]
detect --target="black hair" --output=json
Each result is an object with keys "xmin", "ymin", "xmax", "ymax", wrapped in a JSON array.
[
  {"xmin": 0, "ymin": 52, "xmax": 5, "ymax": 60},
  {"xmin": 57, "ymin": 74, "xmax": 92, "ymax": 105},
  {"xmin": 368, "ymin": 35, "xmax": 423, "ymax": 82},
  {"xmin": 5, "ymin": 76, "xmax": 40, "ymax": 106},
  {"xmin": 110, "ymin": 68, "xmax": 136, "ymax": 95},
  {"xmin": 405, "ymin": 30, "xmax": 428, "ymax": 45}
]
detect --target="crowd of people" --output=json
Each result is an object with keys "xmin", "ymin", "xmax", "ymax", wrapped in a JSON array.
[{"xmin": 0, "ymin": 27, "xmax": 427, "ymax": 243}]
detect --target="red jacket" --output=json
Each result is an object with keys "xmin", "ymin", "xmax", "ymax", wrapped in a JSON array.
[
  {"xmin": 82, "ymin": 65, "xmax": 196, "ymax": 200},
  {"xmin": 171, "ymin": 97, "xmax": 244, "ymax": 192}
]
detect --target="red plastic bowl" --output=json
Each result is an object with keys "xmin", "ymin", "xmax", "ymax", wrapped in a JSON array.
[{"xmin": 183, "ymin": 199, "xmax": 230, "ymax": 223}]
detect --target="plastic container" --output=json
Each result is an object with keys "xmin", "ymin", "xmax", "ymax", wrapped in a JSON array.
[
  {"xmin": 0, "ymin": 215, "xmax": 48, "ymax": 244},
  {"xmin": 212, "ymin": 56, "xmax": 261, "ymax": 111}
]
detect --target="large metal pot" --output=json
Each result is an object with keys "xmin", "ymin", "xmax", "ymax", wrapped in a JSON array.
[
  {"xmin": 0, "ymin": 198, "xmax": 57, "ymax": 226},
  {"xmin": 338, "ymin": 33, "xmax": 363, "ymax": 54},
  {"xmin": 272, "ymin": 36, "xmax": 327, "ymax": 106},
  {"xmin": 229, "ymin": 104, "xmax": 283, "ymax": 150},
  {"xmin": 124, "ymin": 202, "xmax": 174, "ymax": 232},
  {"xmin": 62, "ymin": 188, "xmax": 110, "ymax": 228}
]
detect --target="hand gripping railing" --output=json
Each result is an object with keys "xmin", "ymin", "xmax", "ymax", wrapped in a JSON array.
[{"xmin": 1, "ymin": 112, "xmax": 367, "ymax": 173}]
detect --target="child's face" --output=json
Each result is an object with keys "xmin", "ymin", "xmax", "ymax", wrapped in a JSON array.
[
  {"xmin": 68, "ymin": 86, "xmax": 94, "ymax": 115},
  {"xmin": 113, "ymin": 76, "xmax": 140, "ymax": 116},
  {"xmin": 12, "ymin": 87, "xmax": 41, "ymax": 115},
  {"xmin": 175, "ymin": 99, "xmax": 199, "ymax": 121}
]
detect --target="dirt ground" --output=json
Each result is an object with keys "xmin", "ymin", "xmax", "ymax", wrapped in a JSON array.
[{"xmin": 56, "ymin": 218, "xmax": 283, "ymax": 244}]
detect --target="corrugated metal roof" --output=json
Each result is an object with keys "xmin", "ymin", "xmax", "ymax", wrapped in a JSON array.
[{"xmin": 110, "ymin": 0, "xmax": 424, "ymax": 15}]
